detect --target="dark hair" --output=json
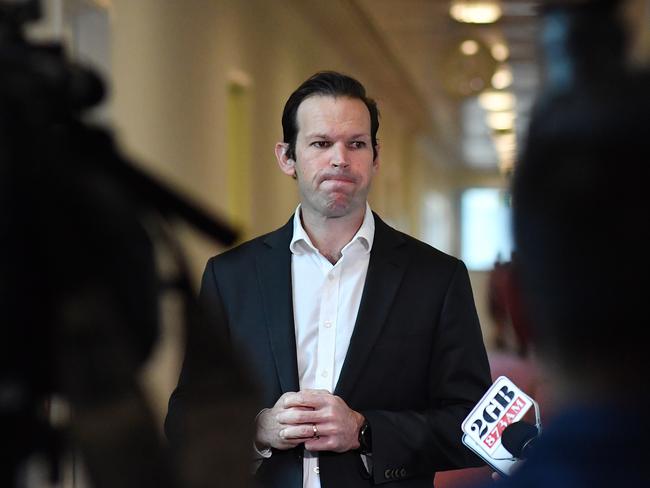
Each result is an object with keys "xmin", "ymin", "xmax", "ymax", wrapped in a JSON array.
[
  {"xmin": 511, "ymin": 72, "xmax": 650, "ymax": 379},
  {"xmin": 281, "ymin": 71, "xmax": 380, "ymax": 160}
]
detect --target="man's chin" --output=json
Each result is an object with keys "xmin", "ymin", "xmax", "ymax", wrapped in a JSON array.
[
  {"xmin": 300, "ymin": 193, "xmax": 366, "ymax": 219},
  {"xmin": 321, "ymin": 199, "xmax": 363, "ymax": 219}
]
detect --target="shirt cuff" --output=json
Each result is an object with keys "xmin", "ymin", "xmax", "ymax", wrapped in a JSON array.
[
  {"xmin": 253, "ymin": 442, "xmax": 272, "ymax": 460},
  {"xmin": 253, "ymin": 408, "xmax": 273, "ymax": 460}
]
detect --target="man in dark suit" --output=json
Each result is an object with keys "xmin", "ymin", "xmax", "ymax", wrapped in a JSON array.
[{"xmin": 166, "ymin": 71, "xmax": 491, "ymax": 487}]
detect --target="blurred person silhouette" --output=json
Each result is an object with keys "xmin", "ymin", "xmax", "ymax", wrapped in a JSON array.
[
  {"xmin": 475, "ymin": 1, "xmax": 650, "ymax": 486},
  {"xmin": 486, "ymin": 259, "xmax": 511, "ymax": 353},
  {"xmin": 165, "ymin": 71, "xmax": 492, "ymax": 488},
  {"xmin": 1, "ymin": 2, "xmax": 257, "ymax": 487},
  {"xmin": 484, "ymin": 254, "xmax": 550, "ymax": 412},
  {"xmin": 487, "ymin": 257, "xmax": 531, "ymax": 357},
  {"xmin": 489, "ymin": 70, "xmax": 650, "ymax": 488}
]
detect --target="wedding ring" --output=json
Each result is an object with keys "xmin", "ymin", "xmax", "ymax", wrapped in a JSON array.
[{"xmin": 312, "ymin": 424, "xmax": 320, "ymax": 439}]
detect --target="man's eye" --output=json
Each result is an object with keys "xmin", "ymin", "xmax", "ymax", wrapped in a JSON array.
[
  {"xmin": 311, "ymin": 141, "xmax": 330, "ymax": 148},
  {"xmin": 350, "ymin": 141, "xmax": 367, "ymax": 149}
]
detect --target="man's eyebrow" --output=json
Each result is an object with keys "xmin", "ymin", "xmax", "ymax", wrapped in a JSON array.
[
  {"xmin": 304, "ymin": 132, "xmax": 330, "ymax": 139},
  {"xmin": 304, "ymin": 132, "xmax": 370, "ymax": 139}
]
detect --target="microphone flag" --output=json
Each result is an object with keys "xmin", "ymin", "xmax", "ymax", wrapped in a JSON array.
[{"xmin": 461, "ymin": 376, "xmax": 541, "ymax": 476}]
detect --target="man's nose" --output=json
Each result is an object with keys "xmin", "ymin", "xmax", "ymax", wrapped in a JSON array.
[{"xmin": 330, "ymin": 144, "xmax": 349, "ymax": 168}]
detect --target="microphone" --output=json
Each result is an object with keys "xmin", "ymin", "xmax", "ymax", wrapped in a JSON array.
[
  {"xmin": 501, "ymin": 420, "xmax": 539, "ymax": 459},
  {"xmin": 461, "ymin": 376, "xmax": 541, "ymax": 477}
]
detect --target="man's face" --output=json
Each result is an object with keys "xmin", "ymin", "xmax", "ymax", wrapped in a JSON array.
[{"xmin": 278, "ymin": 95, "xmax": 379, "ymax": 220}]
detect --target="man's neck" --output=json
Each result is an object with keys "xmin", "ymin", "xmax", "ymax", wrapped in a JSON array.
[{"xmin": 300, "ymin": 205, "xmax": 366, "ymax": 264}]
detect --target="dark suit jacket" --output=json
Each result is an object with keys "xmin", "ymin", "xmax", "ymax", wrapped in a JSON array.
[{"xmin": 166, "ymin": 213, "xmax": 491, "ymax": 487}]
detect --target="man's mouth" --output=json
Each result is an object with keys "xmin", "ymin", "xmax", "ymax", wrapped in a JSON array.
[{"xmin": 320, "ymin": 174, "xmax": 356, "ymax": 184}]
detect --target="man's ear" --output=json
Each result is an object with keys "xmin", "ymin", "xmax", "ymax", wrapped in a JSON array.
[{"xmin": 275, "ymin": 142, "xmax": 296, "ymax": 178}]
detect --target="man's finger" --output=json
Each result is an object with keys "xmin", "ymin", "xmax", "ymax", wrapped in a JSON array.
[
  {"xmin": 277, "ymin": 408, "xmax": 319, "ymax": 425},
  {"xmin": 283, "ymin": 390, "xmax": 330, "ymax": 408},
  {"xmin": 280, "ymin": 424, "xmax": 318, "ymax": 440},
  {"xmin": 300, "ymin": 389, "xmax": 331, "ymax": 395},
  {"xmin": 283, "ymin": 390, "xmax": 322, "ymax": 408},
  {"xmin": 304, "ymin": 435, "xmax": 343, "ymax": 452}
]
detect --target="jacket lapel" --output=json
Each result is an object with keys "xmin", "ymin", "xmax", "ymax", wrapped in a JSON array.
[
  {"xmin": 334, "ymin": 215, "xmax": 408, "ymax": 399},
  {"xmin": 256, "ymin": 219, "xmax": 300, "ymax": 394}
]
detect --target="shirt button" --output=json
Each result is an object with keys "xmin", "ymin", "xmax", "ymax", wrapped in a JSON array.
[
  {"xmin": 321, "ymin": 370, "xmax": 328, "ymax": 378},
  {"xmin": 323, "ymin": 321, "xmax": 332, "ymax": 328},
  {"xmin": 327, "ymin": 273, "xmax": 334, "ymax": 280},
  {"xmin": 314, "ymin": 466, "xmax": 320, "ymax": 474}
]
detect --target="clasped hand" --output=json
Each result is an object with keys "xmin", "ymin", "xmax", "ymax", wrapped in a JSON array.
[{"xmin": 255, "ymin": 389, "xmax": 364, "ymax": 453}]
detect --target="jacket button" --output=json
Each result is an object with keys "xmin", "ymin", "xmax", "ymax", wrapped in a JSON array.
[{"xmin": 384, "ymin": 469, "xmax": 392, "ymax": 480}]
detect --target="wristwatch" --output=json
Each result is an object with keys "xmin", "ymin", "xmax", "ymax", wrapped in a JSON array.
[{"xmin": 358, "ymin": 419, "xmax": 372, "ymax": 454}]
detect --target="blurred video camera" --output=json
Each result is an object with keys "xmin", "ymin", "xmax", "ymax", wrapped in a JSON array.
[{"xmin": 1, "ymin": 1, "xmax": 253, "ymax": 487}]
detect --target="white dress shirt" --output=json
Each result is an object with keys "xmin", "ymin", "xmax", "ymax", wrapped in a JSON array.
[{"xmin": 290, "ymin": 202, "xmax": 375, "ymax": 488}]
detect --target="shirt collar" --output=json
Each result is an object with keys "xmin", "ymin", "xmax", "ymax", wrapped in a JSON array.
[{"xmin": 289, "ymin": 202, "xmax": 375, "ymax": 256}]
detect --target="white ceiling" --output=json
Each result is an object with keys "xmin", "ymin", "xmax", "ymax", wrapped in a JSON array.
[{"xmin": 354, "ymin": 0, "xmax": 544, "ymax": 171}]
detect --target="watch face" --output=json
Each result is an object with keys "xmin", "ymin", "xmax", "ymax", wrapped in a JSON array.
[{"xmin": 359, "ymin": 421, "xmax": 371, "ymax": 453}]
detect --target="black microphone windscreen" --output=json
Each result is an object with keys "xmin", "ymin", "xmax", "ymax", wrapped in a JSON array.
[{"xmin": 502, "ymin": 421, "xmax": 539, "ymax": 459}]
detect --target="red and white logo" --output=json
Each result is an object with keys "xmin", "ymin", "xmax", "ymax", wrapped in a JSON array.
[{"xmin": 461, "ymin": 376, "xmax": 538, "ymax": 476}]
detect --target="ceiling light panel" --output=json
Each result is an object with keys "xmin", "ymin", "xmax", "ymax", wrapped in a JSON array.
[{"xmin": 450, "ymin": 1, "xmax": 503, "ymax": 24}]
